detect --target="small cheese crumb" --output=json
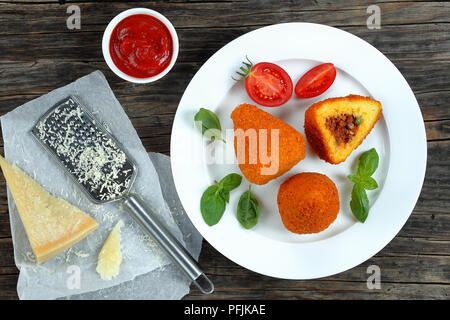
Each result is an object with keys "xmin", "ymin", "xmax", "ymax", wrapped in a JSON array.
[
  {"xmin": 74, "ymin": 250, "xmax": 89, "ymax": 258},
  {"xmin": 65, "ymin": 247, "xmax": 73, "ymax": 263},
  {"xmin": 96, "ymin": 220, "xmax": 124, "ymax": 280},
  {"xmin": 138, "ymin": 234, "xmax": 157, "ymax": 248}
]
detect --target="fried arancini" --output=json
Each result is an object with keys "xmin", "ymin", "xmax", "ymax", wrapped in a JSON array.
[
  {"xmin": 277, "ymin": 172, "xmax": 339, "ymax": 234},
  {"xmin": 231, "ymin": 103, "xmax": 306, "ymax": 185},
  {"xmin": 304, "ymin": 95, "xmax": 382, "ymax": 164}
]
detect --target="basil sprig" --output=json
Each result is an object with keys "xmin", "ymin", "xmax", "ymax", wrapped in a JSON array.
[
  {"xmin": 194, "ymin": 108, "xmax": 226, "ymax": 143},
  {"xmin": 348, "ymin": 148, "xmax": 379, "ymax": 222},
  {"xmin": 200, "ymin": 173, "xmax": 242, "ymax": 226},
  {"xmin": 237, "ymin": 185, "xmax": 260, "ymax": 229}
]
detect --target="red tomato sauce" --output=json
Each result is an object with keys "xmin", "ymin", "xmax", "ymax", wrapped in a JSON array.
[{"xmin": 109, "ymin": 14, "xmax": 173, "ymax": 78}]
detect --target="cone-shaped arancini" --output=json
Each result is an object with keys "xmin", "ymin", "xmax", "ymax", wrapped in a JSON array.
[
  {"xmin": 231, "ymin": 103, "xmax": 306, "ymax": 185},
  {"xmin": 304, "ymin": 95, "xmax": 382, "ymax": 164}
]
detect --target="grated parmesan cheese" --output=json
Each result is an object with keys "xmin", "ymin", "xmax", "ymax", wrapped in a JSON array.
[{"xmin": 33, "ymin": 97, "xmax": 134, "ymax": 202}]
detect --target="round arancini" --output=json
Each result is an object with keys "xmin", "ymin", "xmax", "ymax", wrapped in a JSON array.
[{"xmin": 277, "ymin": 172, "xmax": 339, "ymax": 234}]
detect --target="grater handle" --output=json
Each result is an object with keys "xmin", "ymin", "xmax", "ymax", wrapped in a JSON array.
[{"xmin": 123, "ymin": 194, "xmax": 214, "ymax": 295}]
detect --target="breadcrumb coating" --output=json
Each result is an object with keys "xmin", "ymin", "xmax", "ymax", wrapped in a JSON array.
[
  {"xmin": 231, "ymin": 103, "xmax": 306, "ymax": 185},
  {"xmin": 277, "ymin": 172, "xmax": 339, "ymax": 234}
]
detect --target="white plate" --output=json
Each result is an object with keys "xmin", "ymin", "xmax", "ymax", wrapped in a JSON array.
[{"xmin": 170, "ymin": 23, "xmax": 427, "ymax": 279}]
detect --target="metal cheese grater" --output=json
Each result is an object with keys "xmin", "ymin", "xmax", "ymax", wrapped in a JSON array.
[{"xmin": 32, "ymin": 96, "xmax": 213, "ymax": 294}]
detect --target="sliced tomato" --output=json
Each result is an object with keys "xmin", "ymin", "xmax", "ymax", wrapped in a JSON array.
[
  {"xmin": 295, "ymin": 63, "xmax": 336, "ymax": 98},
  {"xmin": 245, "ymin": 62, "xmax": 293, "ymax": 107}
]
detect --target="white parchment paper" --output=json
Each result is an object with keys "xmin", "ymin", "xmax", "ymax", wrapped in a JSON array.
[{"xmin": 1, "ymin": 71, "xmax": 202, "ymax": 299}]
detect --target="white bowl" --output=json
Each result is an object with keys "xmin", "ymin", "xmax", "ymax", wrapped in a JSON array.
[{"xmin": 102, "ymin": 8, "xmax": 179, "ymax": 83}]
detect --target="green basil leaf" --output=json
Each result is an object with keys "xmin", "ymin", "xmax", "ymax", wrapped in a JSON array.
[
  {"xmin": 217, "ymin": 188, "xmax": 230, "ymax": 203},
  {"xmin": 357, "ymin": 148, "xmax": 379, "ymax": 178},
  {"xmin": 200, "ymin": 173, "xmax": 242, "ymax": 226},
  {"xmin": 200, "ymin": 185, "xmax": 226, "ymax": 226},
  {"xmin": 347, "ymin": 173, "xmax": 361, "ymax": 184},
  {"xmin": 350, "ymin": 184, "xmax": 369, "ymax": 223},
  {"xmin": 194, "ymin": 108, "xmax": 221, "ymax": 133},
  {"xmin": 218, "ymin": 173, "xmax": 242, "ymax": 193},
  {"xmin": 362, "ymin": 177, "xmax": 378, "ymax": 190},
  {"xmin": 237, "ymin": 186, "xmax": 260, "ymax": 229},
  {"xmin": 194, "ymin": 108, "xmax": 225, "ymax": 142}
]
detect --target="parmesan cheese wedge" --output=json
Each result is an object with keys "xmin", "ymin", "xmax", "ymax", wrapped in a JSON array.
[
  {"xmin": 0, "ymin": 155, "xmax": 98, "ymax": 264},
  {"xmin": 96, "ymin": 220, "xmax": 123, "ymax": 280}
]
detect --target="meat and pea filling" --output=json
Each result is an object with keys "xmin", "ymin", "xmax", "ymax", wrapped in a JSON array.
[{"xmin": 325, "ymin": 113, "xmax": 362, "ymax": 145}]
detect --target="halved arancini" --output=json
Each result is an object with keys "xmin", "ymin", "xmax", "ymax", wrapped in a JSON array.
[{"xmin": 304, "ymin": 95, "xmax": 382, "ymax": 164}]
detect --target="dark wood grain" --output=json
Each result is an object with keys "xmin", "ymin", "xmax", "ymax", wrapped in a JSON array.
[{"xmin": 0, "ymin": 0, "xmax": 449, "ymax": 300}]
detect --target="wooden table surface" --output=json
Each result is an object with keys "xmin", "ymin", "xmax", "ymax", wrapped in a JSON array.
[{"xmin": 0, "ymin": 0, "xmax": 448, "ymax": 300}]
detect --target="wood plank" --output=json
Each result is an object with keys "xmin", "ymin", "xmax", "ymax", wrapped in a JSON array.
[
  {"xmin": 1, "ymin": 24, "xmax": 449, "ymax": 64},
  {"xmin": 0, "ymin": 274, "xmax": 18, "ymax": 300},
  {"xmin": 387, "ymin": 234, "xmax": 450, "ymax": 256},
  {"xmin": 399, "ymin": 211, "xmax": 449, "ymax": 240},
  {"xmin": 416, "ymin": 140, "xmax": 450, "ymax": 213},
  {"xmin": 0, "ymin": 1, "xmax": 449, "ymax": 36},
  {"xmin": 417, "ymin": 90, "xmax": 450, "ymax": 121},
  {"xmin": 0, "ymin": 237, "xmax": 15, "ymax": 264},
  {"xmin": 0, "ymin": 268, "xmax": 445, "ymax": 300},
  {"xmin": 186, "ymin": 280, "xmax": 449, "ymax": 299},
  {"xmin": 426, "ymin": 119, "xmax": 450, "ymax": 141}
]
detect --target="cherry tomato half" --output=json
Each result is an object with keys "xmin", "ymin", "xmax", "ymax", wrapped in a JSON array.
[
  {"xmin": 295, "ymin": 63, "xmax": 336, "ymax": 98},
  {"xmin": 245, "ymin": 62, "xmax": 293, "ymax": 107}
]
